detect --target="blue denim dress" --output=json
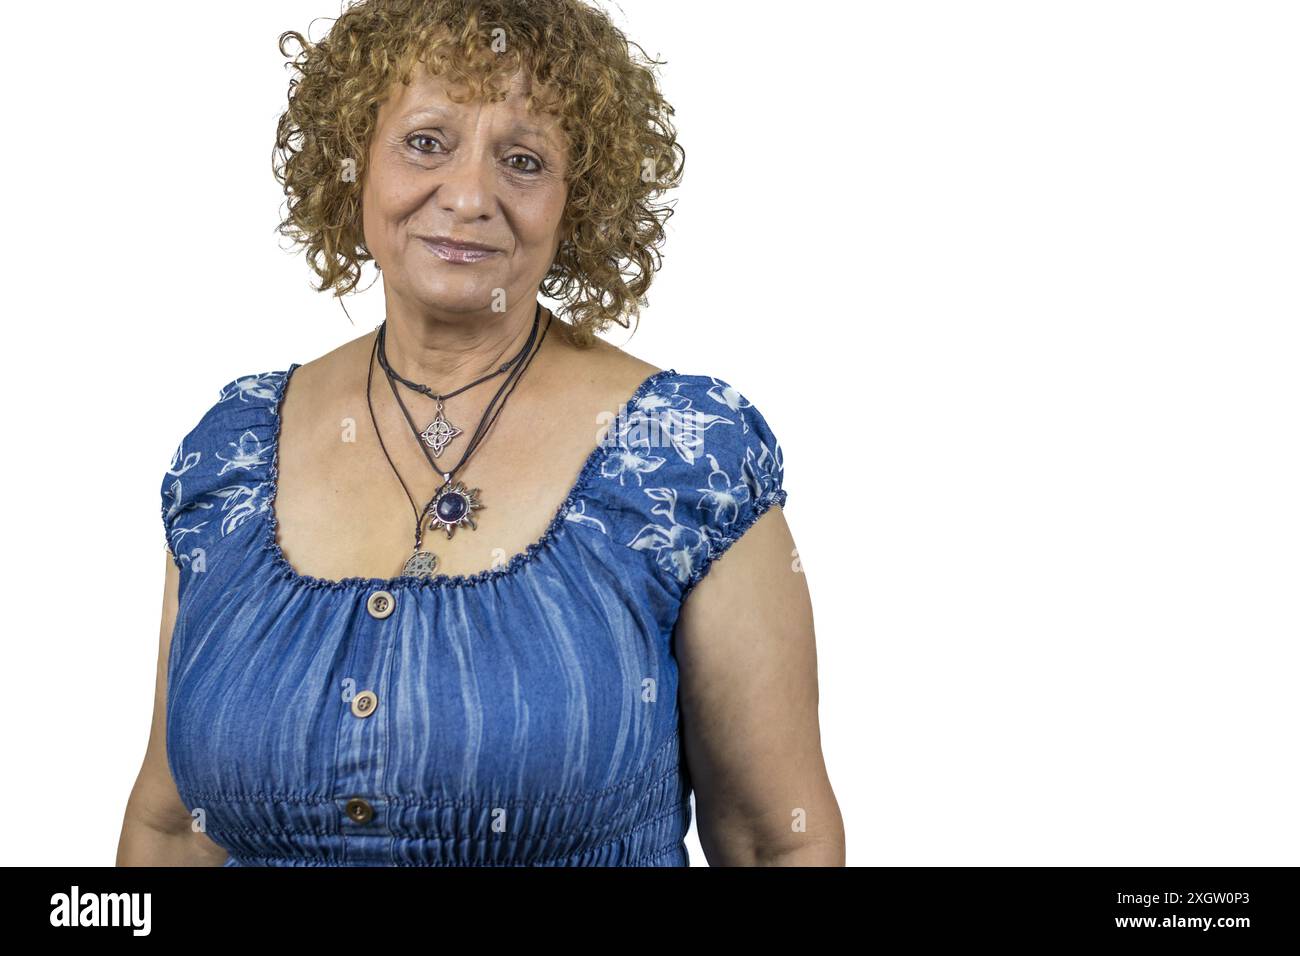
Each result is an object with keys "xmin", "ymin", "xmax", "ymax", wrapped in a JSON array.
[{"xmin": 160, "ymin": 363, "xmax": 787, "ymax": 866}]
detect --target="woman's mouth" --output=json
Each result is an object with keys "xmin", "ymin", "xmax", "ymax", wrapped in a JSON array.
[{"xmin": 419, "ymin": 238, "xmax": 501, "ymax": 263}]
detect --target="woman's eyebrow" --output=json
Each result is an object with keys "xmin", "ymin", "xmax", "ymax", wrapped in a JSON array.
[
  {"xmin": 397, "ymin": 107, "xmax": 553, "ymax": 142},
  {"xmin": 506, "ymin": 122, "xmax": 547, "ymax": 139},
  {"xmin": 397, "ymin": 106, "xmax": 453, "ymax": 123}
]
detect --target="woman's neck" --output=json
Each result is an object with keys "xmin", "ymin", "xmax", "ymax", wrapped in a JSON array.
[{"xmin": 379, "ymin": 298, "xmax": 543, "ymax": 390}]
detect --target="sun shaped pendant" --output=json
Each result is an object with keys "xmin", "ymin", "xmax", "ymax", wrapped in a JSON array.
[
  {"xmin": 419, "ymin": 400, "xmax": 463, "ymax": 458},
  {"xmin": 424, "ymin": 479, "xmax": 484, "ymax": 539}
]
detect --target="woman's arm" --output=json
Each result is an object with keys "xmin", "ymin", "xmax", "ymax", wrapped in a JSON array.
[
  {"xmin": 675, "ymin": 507, "xmax": 844, "ymax": 865},
  {"xmin": 116, "ymin": 551, "xmax": 228, "ymax": 866}
]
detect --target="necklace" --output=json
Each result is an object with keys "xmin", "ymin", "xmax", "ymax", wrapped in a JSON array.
[
  {"xmin": 375, "ymin": 317, "xmax": 532, "ymax": 458},
  {"xmin": 366, "ymin": 304, "xmax": 553, "ymax": 578}
]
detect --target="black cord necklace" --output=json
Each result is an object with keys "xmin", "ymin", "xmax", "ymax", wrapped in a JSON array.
[
  {"xmin": 375, "ymin": 308, "xmax": 535, "ymax": 458},
  {"xmin": 365, "ymin": 303, "xmax": 553, "ymax": 578}
]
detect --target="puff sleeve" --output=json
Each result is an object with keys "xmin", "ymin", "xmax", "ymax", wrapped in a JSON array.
[
  {"xmin": 160, "ymin": 371, "xmax": 283, "ymax": 572},
  {"xmin": 613, "ymin": 373, "xmax": 788, "ymax": 600},
  {"xmin": 161, "ymin": 410, "xmax": 213, "ymax": 571}
]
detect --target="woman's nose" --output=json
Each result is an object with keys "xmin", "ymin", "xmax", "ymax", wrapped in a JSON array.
[{"xmin": 433, "ymin": 145, "xmax": 496, "ymax": 217}]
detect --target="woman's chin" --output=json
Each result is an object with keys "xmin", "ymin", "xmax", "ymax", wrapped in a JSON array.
[{"xmin": 405, "ymin": 279, "xmax": 511, "ymax": 315}]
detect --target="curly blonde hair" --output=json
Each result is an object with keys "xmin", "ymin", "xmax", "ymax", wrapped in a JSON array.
[{"xmin": 272, "ymin": 0, "xmax": 685, "ymax": 346}]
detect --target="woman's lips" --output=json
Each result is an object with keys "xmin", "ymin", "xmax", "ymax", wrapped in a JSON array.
[{"xmin": 420, "ymin": 239, "xmax": 500, "ymax": 263}]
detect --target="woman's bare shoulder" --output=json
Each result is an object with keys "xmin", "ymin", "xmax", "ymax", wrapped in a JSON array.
[
  {"xmin": 280, "ymin": 330, "xmax": 376, "ymax": 407},
  {"xmin": 548, "ymin": 318, "xmax": 663, "ymax": 400}
]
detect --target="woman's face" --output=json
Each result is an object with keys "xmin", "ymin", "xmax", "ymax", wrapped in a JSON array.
[{"xmin": 362, "ymin": 67, "xmax": 570, "ymax": 317}]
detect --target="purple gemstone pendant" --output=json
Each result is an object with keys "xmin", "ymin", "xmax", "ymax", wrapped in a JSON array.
[{"xmin": 423, "ymin": 480, "xmax": 484, "ymax": 539}]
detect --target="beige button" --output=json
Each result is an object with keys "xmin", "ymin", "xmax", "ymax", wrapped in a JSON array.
[
  {"xmin": 344, "ymin": 798, "xmax": 374, "ymax": 824},
  {"xmin": 367, "ymin": 590, "xmax": 396, "ymax": 619},
  {"xmin": 351, "ymin": 690, "xmax": 378, "ymax": 718}
]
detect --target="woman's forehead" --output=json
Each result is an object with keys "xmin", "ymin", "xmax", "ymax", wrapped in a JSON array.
[{"xmin": 378, "ymin": 69, "xmax": 566, "ymax": 141}]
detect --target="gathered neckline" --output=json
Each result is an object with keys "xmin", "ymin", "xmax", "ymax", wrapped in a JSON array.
[{"xmin": 259, "ymin": 361, "xmax": 679, "ymax": 591}]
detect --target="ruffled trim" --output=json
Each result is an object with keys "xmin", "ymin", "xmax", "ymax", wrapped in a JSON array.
[
  {"xmin": 259, "ymin": 362, "xmax": 681, "ymax": 591},
  {"xmin": 678, "ymin": 486, "xmax": 789, "ymax": 602}
]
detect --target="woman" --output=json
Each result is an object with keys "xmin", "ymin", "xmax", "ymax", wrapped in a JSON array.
[{"xmin": 119, "ymin": 0, "xmax": 842, "ymax": 866}]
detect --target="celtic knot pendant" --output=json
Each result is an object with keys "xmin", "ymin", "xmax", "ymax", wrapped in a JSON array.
[{"xmin": 419, "ymin": 400, "xmax": 463, "ymax": 458}]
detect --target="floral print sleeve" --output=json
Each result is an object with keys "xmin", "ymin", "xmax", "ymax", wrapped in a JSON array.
[
  {"xmin": 575, "ymin": 371, "xmax": 788, "ymax": 601},
  {"xmin": 161, "ymin": 371, "xmax": 285, "ymax": 576}
]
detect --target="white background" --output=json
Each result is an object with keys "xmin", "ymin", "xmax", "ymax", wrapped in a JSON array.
[{"xmin": 1, "ymin": 0, "xmax": 1296, "ymax": 866}]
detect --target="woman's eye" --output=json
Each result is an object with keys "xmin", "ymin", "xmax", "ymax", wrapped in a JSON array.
[
  {"xmin": 507, "ymin": 154, "xmax": 542, "ymax": 174},
  {"xmin": 405, "ymin": 136, "xmax": 539, "ymax": 173},
  {"xmin": 407, "ymin": 134, "xmax": 443, "ymax": 153}
]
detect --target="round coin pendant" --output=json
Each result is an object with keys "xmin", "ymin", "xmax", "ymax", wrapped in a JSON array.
[
  {"xmin": 402, "ymin": 550, "xmax": 438, "ymax": 577},
  {"xmin": 425, "ymin": 480, "xmax": 484, "ymax": 539}
]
